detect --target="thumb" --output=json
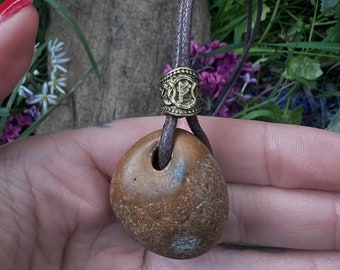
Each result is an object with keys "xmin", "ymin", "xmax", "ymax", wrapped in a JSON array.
[{"xmin": 0, "ymin": 4, "xmax": 38, "ymax": 104}]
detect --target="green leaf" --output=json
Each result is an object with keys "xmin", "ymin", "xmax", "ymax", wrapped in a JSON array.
[
  {"xmin": 327, "ymin": 110, "xmax": 340, "ymax": 133},
  {"xmin": 289, "ymin": 56, "xmax": 323, "ymax": 80},
  {"xmin": 266, "ymin": 41, "xmax": 340, "ymax": 52},
  {"xmin": 284, "ymin": 69, "xmax": 317, "ymax": 88},
  {"xmin": 0, "ymin": 107, "xmax": 9, "ymax": 117},
  {"xmin": 252, "ymin": 2, "xmax": 270, "ymax": 27},
  {"xmin": 260, "ymin": 4, "xmax": 271, "ymax": 21},
  {"xmin": 284, "ymin": 56, "xmax": 323, "ymax": 87},
  {"xmin": 287, "ymin": 18, "xmax": 303, "ymax": 37},
  {"xmin": 233, "ymin": 19, "xmax": 246, "ymax": 44},
  {"xmin": 263, "ymin": 102, "xmax": 284, "ymax": 120},
  {"xmin": 318, "ymin": 91, "xmax": 340, "ymax": 97},
  {"xmin": 241, "ymin": 109, "xmax": 275, "ymax": 120},
  {"xmin": 283, "ymin": 105, "xmax": 303, "ymax": 125},
  {"xmin": 241, "ymin": 102, "xmax": 303, "ymax": 125},
  {"xmin": 311, "ymin": 0, "xmax": 340, "ymax": 9},
  {"xmin": 321, "ymin": 0, "xmax": 340, "ymax": 9}
]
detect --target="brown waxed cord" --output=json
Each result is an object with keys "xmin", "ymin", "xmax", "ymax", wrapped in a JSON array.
[
  {"xmin": 158, "ymin": 0, "xmax": 211, "ymax": 170},
  {"xmin": 173, "ymin": 0, "xmax": 191, "ymax": 68},
  {"xmin": 158, "ymin": 116, "xmax": 178, "ymax": 169},
  {"xmin": 186, "ymin": 115, "xmax": 211, "ymax": 151}
]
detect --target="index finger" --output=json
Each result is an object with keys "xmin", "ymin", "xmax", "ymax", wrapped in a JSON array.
[
  {"xmin": 76, "ymin": 116, "xmax": 340, "ymax": 192},
  {"xmin": 206, "ymin": 117, "xmax": 340, "ymax": 191}
]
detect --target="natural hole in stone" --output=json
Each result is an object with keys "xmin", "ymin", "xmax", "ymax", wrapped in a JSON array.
[
  {"xmin": 151, "ymin": 147, "xmax": 170, "ymax": 170},
  {"xmin": 151, "ymin": 147, "xmax": 162, "ymax": 170}
]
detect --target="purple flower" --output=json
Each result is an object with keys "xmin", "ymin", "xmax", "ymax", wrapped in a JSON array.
[
  {"xmin": 24, "ymin": 106, "xmax": 41, "ymax": 120},
  {"xmin": 1, "ymin": 123, "xmax": 22, "ymax": 144},
  {"xmin": 215, "ymin": 52, "xmax": 238, "ymax": 78},
  {"xmin": 242, "ymin": 62, "xmax": 260, "ymax": 73},
  {"xmin": 163, "ymin": 64, "xmax": 172, "ymax": 75},
  {"xmin": 204, "ymin": 41, "xmax": 228, "ymax": 65},
  {"xmin": 16, "ymin": 114, "xmax": 33, "ymax": 127},
  {"xmin": 0, "ymin": 111, "xmax": 37, "ymax": 145},
  {"xmin": 209, "ymin": 40, "xmax": 227, "ymax": 51},
  {"xmin": 190, "ymin": 41, "xmax": 200, "ymax": 56},
  {"xmin": 217, "ymin": 106, "xmax": 231, "ymax": 117},
  {"xmin": 190, "ymin": 40, "xmax": 229, "ymax": 67},
  {"xmin": 200, "ymin": 71, "xmax": 226, "ymax": 98},
  {"xmin": 240, "ymin": 72, "xmax": 257, "ymax": 94},
  {"xmin": 191, "ymin": 40, "xmax": 226, "ymax": 56}
]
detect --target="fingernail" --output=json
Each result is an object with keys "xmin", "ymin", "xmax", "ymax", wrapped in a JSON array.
[{"xmin": 0, "ymin": 0, "xmax": 33, "ymax": 23}]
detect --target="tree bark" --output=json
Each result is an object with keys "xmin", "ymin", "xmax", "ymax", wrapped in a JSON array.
[{"xmin": 38, "ymin": 0, "xmax": 210, "ymax": 133}]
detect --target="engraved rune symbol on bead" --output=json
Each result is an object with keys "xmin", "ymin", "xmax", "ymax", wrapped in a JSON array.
[
  {"xmin": 177, "ymin": 81, "xmax": 191, "ymax": 103},
  {"xmin": 168, "ymin": 78, "xmax": 197, "ymax": 109}
]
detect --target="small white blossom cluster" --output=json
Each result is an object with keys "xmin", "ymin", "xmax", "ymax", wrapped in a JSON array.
[
  {"xmin": 1, "ymin": 39, "xmax": 70, "ymax": 144},
  {"xmin": 20, "ymin": 39, "xmax": 70, "ymax": 115}
]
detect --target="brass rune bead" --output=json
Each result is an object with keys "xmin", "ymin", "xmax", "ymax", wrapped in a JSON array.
[
  {"xmin": 160, "ymin": 67, "xmax": 202, "ymax": 117},
  {"xmin": 110, "ymin": 129, "xmax": 228, "ymax": 259}
]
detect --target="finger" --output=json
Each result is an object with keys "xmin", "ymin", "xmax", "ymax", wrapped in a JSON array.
[
  {"xmin": 220, "ymin": 183, "xmax": 340, "ymax": 251},
  {"xmin": 74, "ymin": 116, "xmax": 340, "ymax": 191},
  {"xmin": 146, "ymin": 248, "xmax": 340, "ymax": 270},
  {"xmin": 0, "ymin": 5, "xmax": 38, "ymax": 103},
  {"xmin": 204, "ymin": 118, "xmax": 340, "ymax": 192},
  {"xmin": 74, "ymin": 117, "xmax": 166, "ymax": 178}
]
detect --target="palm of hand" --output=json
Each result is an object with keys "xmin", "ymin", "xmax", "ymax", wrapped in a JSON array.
[
  {"xmin": 0, "ymin": 131, "xmax": 147, "ymax": 269},
  {"xmin": 1, "ymin": 126, "xmax": 224, "ymax": 270}
]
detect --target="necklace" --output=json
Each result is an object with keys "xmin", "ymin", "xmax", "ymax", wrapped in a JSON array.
[{"xmin": 109, "ymin": 0, "xmax": 230, "ymax": 259}]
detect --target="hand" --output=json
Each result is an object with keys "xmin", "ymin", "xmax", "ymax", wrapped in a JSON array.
[{"xmin": 1, "ymin": 116, "xmax": 340, "ymax": 269}]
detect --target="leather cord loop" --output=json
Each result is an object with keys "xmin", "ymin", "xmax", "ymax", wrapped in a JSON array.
[{"xmin": 158, "ymin": 0, "xmax": 211, "ymax": 170}]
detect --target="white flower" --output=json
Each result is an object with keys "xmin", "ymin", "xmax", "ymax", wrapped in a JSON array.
[
  {"xmin": 48, "ymin": 73, "xmax": 67, "ymax": 95},
  {"xmin": 34, "ymin": 42, "xmax": 40, "ymax": 52},
  {"xmin": 51, "ymin": 51, "xmax": 70, "ymax": 74},
  {"xmin": 48, "ymin": 39, "xmax": 64, "ymax": 58},
  {"xmin": 18, "ymin": 77, "xmax": 33, "ymax": 98},
  {"xmin": 19, "ymin": 85, "xmax": 33, "ymax": 99},
  {"xmin": 27, "ymin": 83, "xmax": 57, "ymax": 114},
  {"xmin": 49, "ymin": 38, "xmax": 70, "ymax": 74}
]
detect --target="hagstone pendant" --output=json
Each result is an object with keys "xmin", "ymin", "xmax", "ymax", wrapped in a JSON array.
[{"xmin": 110, "ymin": 128, "xmax": 228, "ymax": 259}]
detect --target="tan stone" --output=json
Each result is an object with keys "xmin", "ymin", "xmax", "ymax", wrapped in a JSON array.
[{"xmin": 110, "ymin": 129, "xmax": 228, "ymax": 259}]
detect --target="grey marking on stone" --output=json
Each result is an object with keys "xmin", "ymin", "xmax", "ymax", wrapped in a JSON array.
[
  {"xmin": 170, "ymin": 233, "xmax": 201, "ymax": 255},
  {"xmin": 171, "ymin": 161, "xmax": 186, "ymax": 183}
]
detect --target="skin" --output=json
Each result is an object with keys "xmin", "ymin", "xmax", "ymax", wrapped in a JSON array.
[
  {"xmin": 1, "ymin": 5, "xmax": 340, "ymax": 270},
  {"xmin": 0, "ymin": 5, "xmax": 38, "ymax": 102}
]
